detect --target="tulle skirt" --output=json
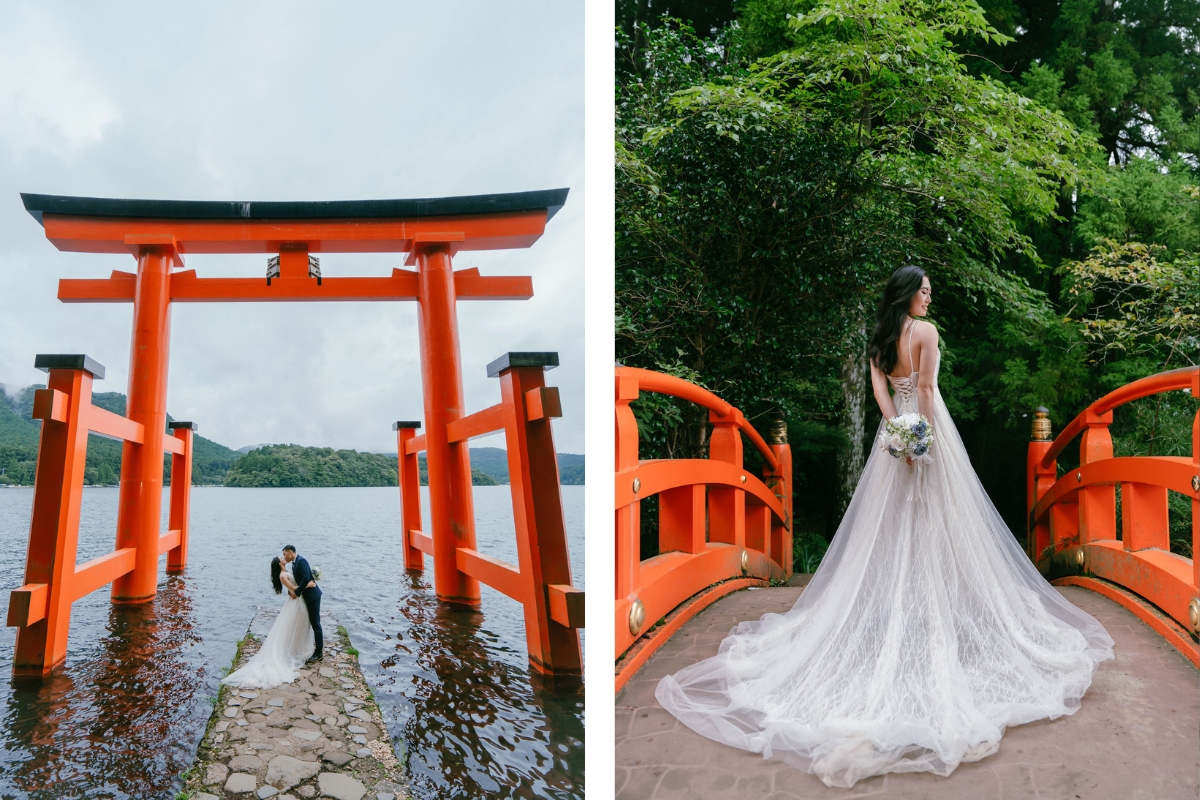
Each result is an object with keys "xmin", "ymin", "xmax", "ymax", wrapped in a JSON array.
[
  {"xmin": 655, "ymin": 386, "xmax": 1113, "ymax": 788},
  {"xmin": 222, "ymin": 596, "xmax": 315, "ymax": 690}
]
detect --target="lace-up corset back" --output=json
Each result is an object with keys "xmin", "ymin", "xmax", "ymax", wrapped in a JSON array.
[{"xmin": 887, "ymin": 319, "xmax": 928, "ymax": 412}]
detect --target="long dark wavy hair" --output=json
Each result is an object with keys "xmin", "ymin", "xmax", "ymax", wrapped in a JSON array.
[
  {"xmin": 867, "ymin": 265, "xmax": 927, "ymax": 376},
  {"xmin": 270, "ymin": 556, "xmax": 284, "ymax": 595}
]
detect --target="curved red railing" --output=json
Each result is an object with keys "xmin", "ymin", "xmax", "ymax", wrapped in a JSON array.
[
  {"xmin": 1027, "ymin": 366, "xmax": 1199, "ymax": 661},
  {"xmin": 615, "ymin": 367, "xmax": 793, "ymax": 688}
]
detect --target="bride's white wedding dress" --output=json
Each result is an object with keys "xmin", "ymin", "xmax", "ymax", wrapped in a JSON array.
[
  {"xmin": 222, "ymin": 563, "xmax": 315, "ymax": 690},
  {"xmin": 656, "ymin": 334, "xmax": 1114, "ymax": 788}
]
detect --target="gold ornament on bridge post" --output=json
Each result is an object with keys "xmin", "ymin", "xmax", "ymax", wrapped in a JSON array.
[
  {"xmin": 1031, "ymin": 407, "xmax": 1052, "ymax": 441},
  {"xmin": 767, "ymin": 411, "xmax": 788, "ymax": 445}
]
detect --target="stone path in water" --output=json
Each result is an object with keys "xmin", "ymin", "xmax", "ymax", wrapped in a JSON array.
[
  {"xmin": 183, "ymin": 608, "xmax": 407, "ymax": 800},
  {"xmin": 617, "ymin": 582, "xmax": 1200, "ymax": 799}
]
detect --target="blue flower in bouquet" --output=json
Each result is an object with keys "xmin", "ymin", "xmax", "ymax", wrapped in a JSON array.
[{"xmin": 877, "ymin": 413, "xmax": 934, "ymax": 463}]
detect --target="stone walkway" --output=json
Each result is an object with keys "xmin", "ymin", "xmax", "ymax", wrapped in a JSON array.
[
  {"xmin": 617, "ymin": 584, "xmax": 1200, "ymax": 800},
  {"xmin": 183, "ymin": 608, "xmax": 407, "ymax": 800}
]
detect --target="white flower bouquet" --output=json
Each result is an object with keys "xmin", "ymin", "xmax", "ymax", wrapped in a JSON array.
[
  {"xmin": 311, "ymin": 566, "xmax": 322, "ymax": 582},
  {"xmin": 879, "ymin": 413, "xmax": 934, "ymax": 466}
]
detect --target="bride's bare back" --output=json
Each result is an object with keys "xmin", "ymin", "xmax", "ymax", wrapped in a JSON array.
[{"xmin": 871, "ymin": 318, "xmax": 939, "ymax": 420}]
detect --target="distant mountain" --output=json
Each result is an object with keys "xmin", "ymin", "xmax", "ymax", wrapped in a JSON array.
[
  {"xmin": 236, "ymin": 443, "xmax": 271, "ymax": 454},
  {"xmin": 449, "ymin": 447, "xmax": 584, "ymax": 485}
]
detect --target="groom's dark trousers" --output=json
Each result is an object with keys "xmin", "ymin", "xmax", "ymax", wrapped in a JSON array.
[{"xmin": 292, "ymin": 555, "xmax": 323, "ymax": 656}]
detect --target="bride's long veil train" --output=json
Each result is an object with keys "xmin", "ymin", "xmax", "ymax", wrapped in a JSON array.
[
  {"xmin": 222, "ymin": 567, "xmax": 316, "ymax": 690},
  {"xmin": 655, "ymin": 352, "xmax": 1113, "ymax": 788}
]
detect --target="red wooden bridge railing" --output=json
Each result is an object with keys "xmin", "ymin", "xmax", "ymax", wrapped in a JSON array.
[
  {"xmin": 1027, "ymin": 365, "xmax": 1199, "ymax": 662},
  {"xmin": 7, "ymin": 354, "xmax": 195, "ymax": 677},
  {"xmin": 615, "ymin": 367, "xmax": 792, "ymax": 689},
  {"xmin": 396, "ymin": 352, "xmax": 584, "ymax": 677}
]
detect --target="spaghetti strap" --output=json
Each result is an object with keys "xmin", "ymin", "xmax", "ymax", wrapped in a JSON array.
[{"xmin": 907, "ymin": 318, "xmax": 916, "ymax": 375}]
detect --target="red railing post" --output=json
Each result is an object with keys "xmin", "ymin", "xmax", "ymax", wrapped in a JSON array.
[
  {"xmin": 113, "ymin": 244, "xmax": 175, "ymax": 603},
  {"xmin": 1027, "ymin": 408, "xmax": 1056, "ymax": 560},
  {"xmin": 394, "ymin": 421, "xmax": 425, "ymax": 572},
  {"xmin": 492, "ymin": 352, "xmax": 582, "ymax": 676},
  {"xmin": 708, "ymin": 408, "xmax": 745, "ymax": 550},
  {"xmin": 765, "ymin": 413, "xmax": 793, "ymax": 579},
  {"xmin": 1192, "ymin": 370, "xmax": 1199, "ymax": 590},
  {"xmin": 1078, "ymin": 408, "xmax": 1116, "ymax": 545},
  {"xmin": 1122, "ymin": 482, "xmax": 1170, "ymax": 552},
  {"xmin": 615, "ymin": 371, "xmax": 641, "ymax": 637},
  {"xmin": 166, "ymin": 422, "xmax": 195, "ymax": 572},
  {"xmin": 659, "ymin": 486, "xmax": 706, "ymax": 556},
  {"xmin": 9, "ymin": 355, "xmax": 100, "ymax": 676}
]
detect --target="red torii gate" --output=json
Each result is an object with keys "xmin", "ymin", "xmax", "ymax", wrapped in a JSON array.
[{"xmin": 7, "ymin": 190, "xmax": 583, "ymax": 678}]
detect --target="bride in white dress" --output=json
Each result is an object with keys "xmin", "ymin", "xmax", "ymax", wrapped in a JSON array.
[
  {"xmin": 656, "ymin": 265, "xmax": 1114, "ymax": 788},
  {"xmin": 222, "ymin": 557, "xmax": 316, "ymax": 689}
]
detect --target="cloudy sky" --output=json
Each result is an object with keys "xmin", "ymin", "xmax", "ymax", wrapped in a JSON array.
[{"xmin": 0, "ymin": 2, "xmax": 584, "ymax": 454}]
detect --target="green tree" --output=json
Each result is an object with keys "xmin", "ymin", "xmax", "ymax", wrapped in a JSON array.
[
  {"xmin": 968, "ymin": 0, "xmax": 1200, "ymax": 166},
  {"xmin": 618, "ymin": 0, "xmax": 1099, "ymax": 520}
]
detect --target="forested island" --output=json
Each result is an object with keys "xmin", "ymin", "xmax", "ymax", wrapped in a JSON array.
[
  {"xmin": 0, "ymin": 386, "xmax": 584, "ymax": 487},
  {"xmin": 224, "ymin": 444, "xmax": 500, "ymax": 488}
]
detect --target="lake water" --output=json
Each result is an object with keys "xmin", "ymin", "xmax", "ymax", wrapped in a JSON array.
[{"xmin": 0, "ymin": 486, "xmax": 584, "ymax": 799}]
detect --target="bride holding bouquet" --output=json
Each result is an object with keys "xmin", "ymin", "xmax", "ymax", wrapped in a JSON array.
[{"xmin": 657, "ymin": 265, "xmax": 1114, "ymax": 788}]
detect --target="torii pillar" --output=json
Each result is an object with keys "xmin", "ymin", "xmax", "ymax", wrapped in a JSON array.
[
  {"xmin": 114, "ymin": 242, "xmax": 177, "ymax": 601},
  {"xmin": 413, "ymin": 234, "xmax": 480, "ymax": 606}
]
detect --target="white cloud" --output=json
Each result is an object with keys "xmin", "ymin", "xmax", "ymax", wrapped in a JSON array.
[{"xmin": 0, "ymin": 7, "xmax": 120, "ymax": 157}]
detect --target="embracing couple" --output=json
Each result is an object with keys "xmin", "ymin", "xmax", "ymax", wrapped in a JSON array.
[{"xmin": 222, "ymin": 545, "xmax": 324, "ymax": 690}]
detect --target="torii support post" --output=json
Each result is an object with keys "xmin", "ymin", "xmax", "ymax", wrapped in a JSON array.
[
  {"xmin": 9, "ymin": 356, "xmax": 102, "ymax": 676},
  {"xmin": 491, "ymin": 352, "xmax": 582, "ymax": 676},
  {"xmin": 167, "ymin": 421, "xmax": 197, "ymax": 572},
  {"xmin": 394, "ymin": 421, "xmax": 426, "ymax": 572}
]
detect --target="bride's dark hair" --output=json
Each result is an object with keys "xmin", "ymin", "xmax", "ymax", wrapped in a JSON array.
[
  {"xmin": 867, "ymin": 265, "xmax": 927, "ymax": 376},
  {"xmin": 270, "ymin": 557, "xmax": 283, "ymax": 595}
]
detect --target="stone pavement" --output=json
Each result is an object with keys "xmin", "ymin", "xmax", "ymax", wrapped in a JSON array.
[
  {"xmin": 182, "ymin": 608, "xmax": 407, "ymax": 800},
  {"xmin": 616, "ymin": 584, "xmax": 1199, "ymax": 800}
]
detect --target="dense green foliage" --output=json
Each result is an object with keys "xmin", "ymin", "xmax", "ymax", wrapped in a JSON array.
[{"xmin": 617, "ymin": 0, "xmax": 1198, "ymax": 562}]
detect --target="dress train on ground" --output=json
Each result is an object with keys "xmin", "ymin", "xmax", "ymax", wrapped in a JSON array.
[{"xmin": 656, "ymin": 353, "xmax": 1113, "ymax": 788}]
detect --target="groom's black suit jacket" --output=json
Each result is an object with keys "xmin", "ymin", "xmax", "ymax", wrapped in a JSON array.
[{"xmin": 292, "ymin": 555, "xmax": 322, "ymax": 601}]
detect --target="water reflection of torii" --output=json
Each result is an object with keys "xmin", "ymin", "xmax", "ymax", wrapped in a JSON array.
[{"xmin": 7, "ymin": 191, "xmax": 583, "ymax": 679}]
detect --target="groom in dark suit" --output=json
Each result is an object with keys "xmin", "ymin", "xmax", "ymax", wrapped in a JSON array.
[{"xmin": 282, "ymin": 545, "xmax": 323, "ymax": 662}]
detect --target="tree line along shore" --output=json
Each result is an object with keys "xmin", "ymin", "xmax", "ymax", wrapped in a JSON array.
[{"xmin": 0, "ymin": 385, "xmax": 584, "ymax": 487}]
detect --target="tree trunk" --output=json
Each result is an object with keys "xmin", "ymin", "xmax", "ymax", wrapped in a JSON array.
[{"xmin": 835, "ymin": 317, "xmax": 868, "ymax": 523}]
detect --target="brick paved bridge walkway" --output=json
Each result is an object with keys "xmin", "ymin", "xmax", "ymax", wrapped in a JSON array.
[{"xmin": 616, "ymin": 583, "xmax": 1199, "ymax": 800}]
